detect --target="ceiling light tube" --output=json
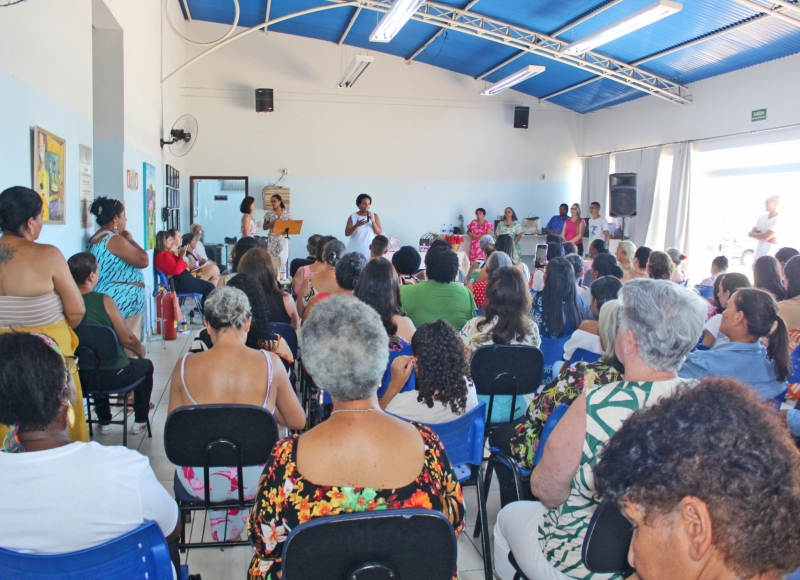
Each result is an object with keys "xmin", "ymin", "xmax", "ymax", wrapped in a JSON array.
[
  {"xmin": 337, "ymin": 55, "xmax": 374, "ymax": 88},
  {"xmin": 564, "ymin": 0, "xmax": 682, "ymax": 56},
  {"xmin": 370, "ymin": 0, "xmax": 426, "ymax": 42},
  {"xmin": 481, "ymin": 65, "xmax": 546, "ymax": 96}
]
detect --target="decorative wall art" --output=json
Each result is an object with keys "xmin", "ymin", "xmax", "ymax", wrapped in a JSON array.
[{"xmin": 33, "ymin": 126, "xmax": 66, "ymax": 224}]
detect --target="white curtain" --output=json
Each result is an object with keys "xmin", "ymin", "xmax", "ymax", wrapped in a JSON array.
[
  {"xmin": 664, "ymin": 142, "xmax": 692, "ymax": 252},
  {"xmin": 644, "ymin": 149, "xmax": 674, "ymax": 249},
  {"xmin": 614, "ymin": 147, "xmax": 662, "ymax": 247},
  {"xmin": 580, "ymin": 155, "xmax": 611, "ymax": 216}
]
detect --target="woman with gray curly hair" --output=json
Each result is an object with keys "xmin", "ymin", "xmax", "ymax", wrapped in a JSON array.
[
  {"xmin": 494, "ymin": 278, "xmax": 709, "ymax": 580},
  {"xmin": 247, "ymin": 295, "xmax": 466, "ymax": 576},
  {"xmin": 168, "ymin": 286, "xmax": 305, "ymax": 543},
  {"xmin": 296, "ymin": 238, "xmax": 346, "ymax": 317}
]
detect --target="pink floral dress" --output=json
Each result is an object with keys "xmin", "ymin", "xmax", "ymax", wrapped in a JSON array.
[{"xmin": 467, "ymin": 219, "xmax": 493, "ymax": 263}]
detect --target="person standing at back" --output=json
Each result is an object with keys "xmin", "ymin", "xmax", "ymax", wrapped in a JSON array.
[
  {"xmin": 544, "ymin": 204, "xmax": 568, "ymax": 236},
  {"xmin": 345, "ymin": 194, "xmax": 382, "ymax": 260},
  {"xmin": 749, "ymin": 194, "xmax": 780, "ymax": 260},
  {"xmin": 587, "ymin": 201, "xmax": 609, "ymax": 246}
]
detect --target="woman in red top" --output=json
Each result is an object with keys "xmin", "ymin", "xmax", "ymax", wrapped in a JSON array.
[
  {"xmin": 561, "ymin": 203, "xmax": 586, "ymax": 257},
  {"xmin": 154, "ymin": 230, "xmax": 215, "ymax": 306}
]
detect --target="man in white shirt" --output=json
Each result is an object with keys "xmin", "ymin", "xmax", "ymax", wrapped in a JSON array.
[
  {"xmin": 749, "ymin": 195, "xmax": 780, "ymax": 260},
  {"xmin": 587, "ymin": 202, "xmax": 609, "ymax": 245},
  {"xmin": 191, "ymin": 223, "xmax": 208, "ymax": 261}
]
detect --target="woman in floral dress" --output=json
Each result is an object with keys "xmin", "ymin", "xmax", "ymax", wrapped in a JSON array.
[
  {"xmin": 248, "ymin": 296, "xmax": 464, "ymax": 579},
  {"xmin": 467, "ymin": 208, "xmax": 494, "ymax": 263},
  {"xmin": 494, "ymin": 207, "xmax": 523, "ymax": 262},
  {"xmin": 262, "ymin": 193, "xmax": 291, "ymax": 275}
]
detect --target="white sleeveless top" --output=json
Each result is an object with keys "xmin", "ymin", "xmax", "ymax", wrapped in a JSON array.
[{"xmin": 346, "ymin": 211, "xmax": 377, "ymax": 260}]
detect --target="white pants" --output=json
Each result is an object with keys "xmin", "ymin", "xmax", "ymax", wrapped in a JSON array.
[{"xmin": 494, "ymin": 501, "xmax": 572, "ymax": 580}]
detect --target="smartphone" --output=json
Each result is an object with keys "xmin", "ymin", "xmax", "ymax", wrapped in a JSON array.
[{"xmin": 535, "ymin": 244, "xmax": 547, "ymax": 268}]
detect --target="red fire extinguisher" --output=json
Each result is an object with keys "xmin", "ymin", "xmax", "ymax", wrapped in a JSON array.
[{"xmin": 156, "ymin": 289, "xmax": 178, "ymax": 341}]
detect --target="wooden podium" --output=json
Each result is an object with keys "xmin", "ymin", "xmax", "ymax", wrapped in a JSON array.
[{"xmin": 273, "ymin": 219, "xmax": 303, "ymax": 239}]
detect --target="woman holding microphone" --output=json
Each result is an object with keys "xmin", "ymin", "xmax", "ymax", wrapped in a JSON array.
[
  {"xmin": 345, "ymin": 193, "xmax": 383, "ymax": 260},
  {"xmin": 262, "ymin": 193, "xmax": 292, "ymax": 276}
]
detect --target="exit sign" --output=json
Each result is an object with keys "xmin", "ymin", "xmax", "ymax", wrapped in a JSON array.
[{"xmin": 752, "ymin": 108, "xmax": 767, "ymax": 122}]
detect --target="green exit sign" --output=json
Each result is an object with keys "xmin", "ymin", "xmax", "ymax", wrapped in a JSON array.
[{"xmin": 752, "ymin": 108, "xmax": 767, "ymax": 122}]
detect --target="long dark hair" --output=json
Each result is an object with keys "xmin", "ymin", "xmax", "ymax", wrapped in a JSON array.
[
  {"xmin": 315, "ymin": 235, "xmax": 335, "ymax": 262},
  {"xmin": 754, "ymin": 256, "xmax": 786, "ymax": 301},
  {"xmin": 0, "ymin": 186, "xmax": 42, "ymax": 236},
  {"xmin": 230, "ymin": 237, "xmax": 261, "ymax": 273},
  {"xmin": 90, "ymin": 197, "xmax": 124, "ymax": 227},
  {"xmin": 718, "ymin": 273, "xmax": 751, "ymax": 311},
  {"xmin": 495, "ymin": 235, "xmax": 517, "ymax": 264},
  {"xmin": 354, "ymin": 258, "xmax": 403, "ymax": 337},
  {"xmin": 732, "ymin": 288, "xmax": 791, "ymax": 382},
  {"xmin": 541, "ymin": 257, "xmax": 584, "ymax": 337},
  {"xmin": 478, "ymin": 266, "xmax": 532, "ymax": 344},
  {"xmin": 785, "ymin": 255, "xmax": 800, "ymax": 300},
  {"xmin": 226, "ymin": 273, "xmax": 276, "ymax": 350},
  {"xmin": 411, "ymin": 320, "xmax": 469, "ymax": 414},
  {"xmin": 238, "ymin": 248, "xmax": 286, "ymax": 297}
]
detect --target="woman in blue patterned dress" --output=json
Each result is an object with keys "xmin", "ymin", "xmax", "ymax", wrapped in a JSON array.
[{"xmin": 88, "ymin": 198, "xmax": 149, "ymax": 347}]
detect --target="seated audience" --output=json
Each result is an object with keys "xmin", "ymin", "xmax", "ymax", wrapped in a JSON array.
[
  {"xmin": 546, "ymin": 233, "xmax": 565, "ymax": 245},
  {"xmin": 530, "ymin": 241, "xmax": 565, "ymax": 291},
  {"xmin": 369, "ymin": 234, "xmax": 389, "ymax": 260},
  {"xmin": 565, "ymin": 275, "xmax": 622, "ymax": 362},
  {"xmin": 400, "ymin": 246, "xmax": 476, "ymax": 330},
  {"xmin": 531, "ymin": 257, "xmax": 585, "ymax": 338},
  {"xmin": 578, "ymin": 253, "xmax": 624, "ymax": 319},
  {"xmin": 680, "ymin": 288, "xmax": 790, "ymax": 400},
  {"xmin": 302, "ymin": 251, "xmax": 366, "ymax": 321},
  {"xmin": 467, "ymin": 250, "xmax": 511, "ymax": 307},
  {"xmin": 154, "ymin": 230, "xmax": 215, "ymax": 305},
  {"xmin": 68, "ymin": 252, "xmax": 153, "ymax": 436},
  {"xmin": 489, "ymin": 234, "xmax": 529, "ymax": 282},
  {"xmin": 169, "ymin": 287, "xmax": 305, "ymax": 542},
  {"xmin": 624, "ymin": 245, "xmax": 651, "ymax": 282},
  {"xmin": 382, "ymin": 320, "xmax": 479, "ymax": 423},
  {"xmin": 239, "ymin": 248, "xmax": 301, "ymax": 329},
  {"xmin": 754, "ymin": 254, "xmax": 786, "ymax": 301},
  {"xmin": 779, "ymin": 256, "xmax": 800, "ymax": 400},
  {"xmin": 466, "ymin": 235, "xmax": 496, "ymax": 284},
  {"xmin": 563, "ymin": 241, "xmax": 577, "ymax": 255},
  {"xmin": 698, "ymin": 255, "xmax": 729, "ymax": 286},
  {"xmin": 615, "ymin": 240, "xmax": 636, "ymax": 275},
  {"xmin": 289, "ymin": 233, "xmax": 321, "ymax": 278},
  {"xmin": 291, "ymin": 234, "xmax": 331, "ymax": 295},
  {"xmin": 588, "ymin": 238, "xmax": 608, "ymax": 258},
  {"xmin": 508, "ymin": 299, "xmax": 623, "ymax": 471},
  {"xmin": 494, "ymin": 279, "xmax": 707, "ymax": 580},
  {"xmin": 297, "ymin": 238, "xmax": 346, "ymax": 317},
  {"xmin": 392, "ymin": 245, "xmax": 423, "ymax": 286},
  {"xmin": 247, "ymin": 296, "xmax": 465, "ymax": 577},
  {"xmin": 218, "ymin": 236, "xmax": 262, "ymax": 287},
  {"xmin": 700, "ymin": 272, "xmax": 750, "ymax": 348},
  {"xmin": 181, "ymin": 233, "xmax": 220, "ymax": 284},
  {"xmin": 647, "ymin": 250, "xmax": 674, "ymax": 281},
  {"xmin": 665, "ymin": 247, "xmax": 687, "ymax": 283},
  {"xmin": 595, "ymin": 377, "xmax": 800, "ymax": 580},
  {"xmin": 775, "ymin": 246, "xmax": 799, "ymax": 279},
  {"xmin": 0, "ymin": 332, "xmax": 180, "ymax": 571}
]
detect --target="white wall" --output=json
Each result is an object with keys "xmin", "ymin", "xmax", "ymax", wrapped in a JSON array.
[
  {"xmin": 581, "ymin": 52, "xmax": 800, "ymax": 156},
  {"xmin": 170, "ymin": 24, "xmax": 583, "ymax": 261}
]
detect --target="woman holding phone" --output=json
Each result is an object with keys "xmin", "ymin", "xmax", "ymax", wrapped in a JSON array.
[{"xmin": 345, "ymin": 193, "xmax": 383, "ymax": 260}]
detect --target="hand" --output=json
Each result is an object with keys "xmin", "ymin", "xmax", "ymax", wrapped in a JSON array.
[
  {"xmin": 120, "ymin": 230, "xmax": 133, "ymax": 241},
  {"xmin": 356, "ymin": 218, "xmax": 368, "ymax": 228},
  {"xmin": 177, "ymin": 246, "xmax": 187, "ymax": 257},
  {"xmin": 367, "ymin": 212, "xmax": 373, "ymax": 222},
  {"xmin": 768, "ymin": 237, "xmax": 778, "ymax": 245},
  {"xmin": 390, "ymin": 355, "xmax": 414, "ymax": 385}
]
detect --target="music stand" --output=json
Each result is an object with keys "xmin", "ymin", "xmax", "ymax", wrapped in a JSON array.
[{"xmin": 272, "ymin": 220, "xmax": 303, "ymax": 279}]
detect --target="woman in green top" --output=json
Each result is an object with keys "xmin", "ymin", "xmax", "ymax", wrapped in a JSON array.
[
  {"xmin": 494, "ymin": 207, "xmax": 522, "ymax": 262},
  {"xmin": 67, "ymin": 253, "xmax": 153, "ymax": 436}
]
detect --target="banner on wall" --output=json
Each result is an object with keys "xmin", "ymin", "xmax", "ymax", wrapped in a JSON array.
[
  {"xmin": 79, "ymin": 145, "xmax": 93, "ymax": 229},
  {"xmin": 143, "ymin": 162, "xmax": 156, "ymax": 250}
]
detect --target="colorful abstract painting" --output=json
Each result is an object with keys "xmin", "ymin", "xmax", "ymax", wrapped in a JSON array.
[
  {"xmin": 33, "ymin": 127, "xmax": 66, "ymax": 224},
  {"xmin": 143, "ymin": 162, "xmax": 156, "ymax": 250}
]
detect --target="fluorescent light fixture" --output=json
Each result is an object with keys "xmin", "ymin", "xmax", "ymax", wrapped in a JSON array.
[
  {"xmin": 563, "ymin": 0, "xmax": 682, "ymax": 56},
  {"xmin": 481, "ymin": 65, "xmax": 546, "ymax": 96},
  {"xmin": 337, "ymin": 55, "xmax": 374, "ymax": 88},
  {"xmin": 370, "ymin": 0, "xmax": 426, "ymax": 43}
]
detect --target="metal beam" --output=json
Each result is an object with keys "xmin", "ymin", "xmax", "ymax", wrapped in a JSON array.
[
  {"xmin": 761, "ymin": 0, "xmax": 800, "ymax": 16},
  {"xmin": 263, "ymin": 0, "xmax": 272, "ymax": 33},
  {"xmin": 326, "ymin": 0, "xmax": 691, "ymax": 105},
  {"xmin": 406, "ymin": 0, "xmax": 480, "ymax": 63},
  {"xmin": 475, "ymin": 50, "xmax": 526, "ymax": 80},
  {"xmin": 339, "ymin": 5, "xmax": 362, "ymax": 44},
  {"xmin": 550, "ymin": 0, "xmax": 624, "ymax": 37},
  {"xmin": 732, "ymin": 0, "xmax": 800, "ymax": 27}
]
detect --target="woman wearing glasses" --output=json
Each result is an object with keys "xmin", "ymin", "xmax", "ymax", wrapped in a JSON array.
[{"xmin": 561, "ymin": 203, "xmax": 586, "ymax": 257}]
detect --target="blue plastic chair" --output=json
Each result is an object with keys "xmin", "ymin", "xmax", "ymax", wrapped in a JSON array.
[
  {"xmin": 773, "ymin": 387, "xmax": 789, "ymax": 410},
  {"xmin": 155, "ymin": 268, "xmax": 203, "ymax": 315},
  {"xmin": 570, "ymin": 348, "xmax": 601, "ymax": 364},
  {"xmin": 789, "ymin": 344, "xmax": 800, "ymax": 383},
  {"xmin": 694, "ymin": 284, "xmax": 714, "ymax": 300},
  {"xmin": 269, "ymin": 322, "xmax": 298, "ymax": 361},
  {"xmin": 0, "ymin": 521, "xmax": 172, "ymax": 580},
  {"xmin": 533, "ymin": 403, "xmax": 570, "ymax": 466},
  {"xmin": 539, "ymin": 336, "xmax": 570, "ymax": 384}
]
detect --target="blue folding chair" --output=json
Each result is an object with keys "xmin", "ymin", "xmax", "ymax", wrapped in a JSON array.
[
  {"xmin": 533, "ymin": 403, "xmax": 570, "ymax": 466},
  {"xmin": 694, "ymin": 284, "xmax": 714, "ymax": 300},
  {"xmin": 570, "ymin": 348, "xmax": 601, "ymax": 364},
  {"xmin": 773, "ymin": 387, "xmax": 789, "ymax": 410},
  {"xmin": 155, "ymin": 268, "xmax": 203, "ymax": 316},
  {"xmin": 789, "ymin": 344, "xmax": 800, "ymax": 383},
  {"xmin": 281, "ymin": 509, "xmax": 457, "ymax": 580},
  {"xmin": 270, "ymin": 322, "xmax": 298, "ymax": 361},
  {"xmin": 539, "ymin": 336, "xmax": 571, "ymax": 384},
  {"xmin": 0, "ymin": 521, "xmax": 172, "ymax": 580}
]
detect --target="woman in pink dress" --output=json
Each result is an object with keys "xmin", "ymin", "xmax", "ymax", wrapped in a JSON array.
[{"xmin": 467, "ymin": 208, "xmax": 494, "ymax": 263}]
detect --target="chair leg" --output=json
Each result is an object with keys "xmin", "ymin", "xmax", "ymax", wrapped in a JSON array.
[
  {"xmin": 476, "ymin": 466, "xmax": 493, "ymax": 580},
  {"xmin": 146, "ymin": 415, "xmax": 152, "ymax": 438},
  {"xmin": 85, "ymin": 397, "xmax": 93, "ymax": 438},
  {"xmin": 474, "ymin": 460, "xmax": 494, "ymax": 538},
  {"xmin": 122, "ymin": 399, "xmax": 128, "ymax": 447}
]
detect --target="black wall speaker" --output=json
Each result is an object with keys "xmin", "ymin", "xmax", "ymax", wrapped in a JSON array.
[
  {"xmin": 609, "ymin": 173, "xmax": 637, "ymax": 217},
  {"xmin": 514, "ymin": 106, "xmax": 529, "ymax": 129},
  {"xmin": 255, "ymin": 88, "xmax": 274, "ymax": 113}
]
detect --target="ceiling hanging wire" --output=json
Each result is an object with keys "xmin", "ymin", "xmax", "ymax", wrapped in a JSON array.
[{"xmin": 164, "ymin": 0, "xmax": 241, "ymax": 46}]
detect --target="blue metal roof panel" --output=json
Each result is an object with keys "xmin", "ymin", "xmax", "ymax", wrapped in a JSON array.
[
  {"xmin": 186, "ymin": 0, "xmax": 269, "ymax": 28},
  {"xmin": 548, "ymin": 77, "xmax": 645, "ymax": 113},
  {"xmin": 341, "ymin": 8, "xmax": 445, "ymax": 59},
  {"xmin": 470, "ymin": 0, "xmax": 608, "ymax": 37},
  {"xmin": 410, "ymin": 31, "xmax": 522, "ymax": 78},
  {"xmin": 267, "ymin": 0, "xmax": 359, "ymax": 43}
]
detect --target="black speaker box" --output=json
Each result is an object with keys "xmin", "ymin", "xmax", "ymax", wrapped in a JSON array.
[
  {"xmin": 255, "ymin": 88, "xmax": 274, "ymax": 113},
  {"xmin": 514, "ymin": 106, "xmax": 529, "ymax": 129},
  {"xmin": 609, "ymin": 173, "xmax": 637, "ymax": 217}
]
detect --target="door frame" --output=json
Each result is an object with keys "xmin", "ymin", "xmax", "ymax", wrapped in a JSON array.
[{"xmin": 189, "ymin": 176, "xmax": 249, "ymax": 225}]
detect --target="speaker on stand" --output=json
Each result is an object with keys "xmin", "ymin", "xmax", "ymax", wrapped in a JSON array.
[{"xmin": 609, "ymin": 173, "xmax": 637, "ymax": 241}]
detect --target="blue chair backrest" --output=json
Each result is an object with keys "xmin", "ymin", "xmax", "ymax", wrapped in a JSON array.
[
  {"xmin": 694, "ymin": 344, "xmax": 710, "ymax": 351},
  {"xmin": 571, "ymin": 348, "xmax": 601, "ymax": 364},
  {"xmin": 424, "ymin": 402, "xmax": 486, "ymax": 469},
  {"xmin": 694, "ymin": 284, "xmax": 714, "ymax": 299},
  {"xmin": 540, "ymin": 336, "xmax": 570, "ymax": 383},
  {"xmin": 790, "ymin": 344, "xmax": 800, "ymax": 383},
  {"xmin": 773, "ymin": 387, "xmax": 788, "ymax": 410},
  {"xmin": 533, "ymin": 403, "xmax": 569, "ymax": 466},
  {"xmin": 270, "ymin": 322, "xmax": 298, "ymax": 360},
  {"xmin": 0, "ymin": 521, "xmax": 172, "ymax": 580},
  {"xmin": 154, "ymin": 268, "xmax": 169, "ymax": 290}
]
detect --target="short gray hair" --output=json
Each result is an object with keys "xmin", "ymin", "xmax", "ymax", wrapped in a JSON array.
[
  {"xmin": 203, "ymin": 286, "xmax": 251, "ymax": 331},
  {"xmin": 190, "ymin": 223, "xmax": 202, "ymax": 231},
  {"xmin": 301, "ymin": 295, "xmax": 388, "ymax": 401},
  {"xmin": 618, "ymin": 279, "xmax": 707, "ymax": 372},
  {"xmin": 598, "ymin": 299, "xmax": 621, "ymax": 365},
  {"xmin": 486, "ymin": 251, "xmax": 512, "ymax": 277},
  {"xmin": 479, "ymin": 235, "xmax": 495, "ymax": 253}
]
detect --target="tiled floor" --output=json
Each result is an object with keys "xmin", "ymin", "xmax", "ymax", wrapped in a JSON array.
[{"xmin": 92, "ymin": 324, "xmax": 502, "ymax": 579}]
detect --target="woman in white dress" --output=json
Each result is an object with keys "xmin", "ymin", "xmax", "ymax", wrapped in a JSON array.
[
  {"xmin": 262, "ymin": 193, "xmax": 291, "ymax": 275},
  {"xmin": 345, "ymin": 194, "xmax": 382, "ymax": 260}
]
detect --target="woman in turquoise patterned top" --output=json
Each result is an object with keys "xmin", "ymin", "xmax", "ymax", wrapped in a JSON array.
[
  {"xmin": 493, "ymin": 279, "xmax": 708, "ymax": 580},
  {"xmin": 494, "ymin": 207, "xmax": 523, "ymax": 262}
]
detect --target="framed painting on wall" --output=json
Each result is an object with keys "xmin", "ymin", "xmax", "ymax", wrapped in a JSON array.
[
  {"xmin": 143, "ymin": 162, "xmax": 157, "ymax": 250},
  {"xmin": 32, "ymin": 126, "xmax": 66, "ymax": 224}
]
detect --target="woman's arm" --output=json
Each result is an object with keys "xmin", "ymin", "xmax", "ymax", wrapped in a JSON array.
[
  {"xmin": 475, "ymin": 267, "xmax": 488, "ymax": 283},
  {"xmin": 514, "ymin": 225, "xmax": 522, "ymax": 245},
  {"xmin": 270, "ymin": 355, "xmax": 306, "ymax": 430},
  {"xmin": 576, "ymin": 219, "xmax": 586, "ymax": 242},
  {"xmin": 700, "ymin": 331, "xmax": 716, "ymax": 348},
  {"xmin": 296, "ymin": 277, "xmax": 310, "ymax": 317},
  {"xmin": 108, "ymin": 232, "xmax": 149, "ymax": 269},
  {"xmin": 284, "ymin": 293, "xmax": 301, "ymax": 330},
  {"xmin": 167, "ymin": 357, "xmax": 185, "ymax": 413},
  {"xmin": 301, "ymin": 294, "xmax": 318, "ymax": 323},
  {"xmin": 370, "ymin": 212, "xmax": 383, "ymax": 236},
  {"xmin": 263, "ymin": 213, "xmax": 274, "ymax": 231},
  {"xmin": 103, "ymin": 294, "xmax": 145, "ymax": 358},
  {"xmin": 344, "ymin": 216, "xmax": 361, "ymax": 237},
  {"xmin": 379, "ymin": 356, "xmax": 414, "ymax": 409},
  {"xmin": 50, "ymin": 248, "xmax": 85, "ymax": 328}
]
